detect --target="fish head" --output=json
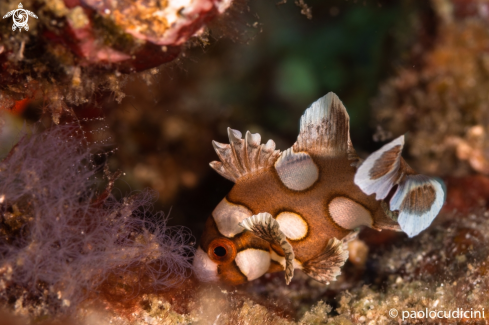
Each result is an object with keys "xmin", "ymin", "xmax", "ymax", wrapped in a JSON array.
[
  {"xmin": 193, "ymin": 209, "xmax": 273, "ymax": 285},
  {"xmin": 192, "ymin": 223, "xmax": 240, "ymax": 284}
]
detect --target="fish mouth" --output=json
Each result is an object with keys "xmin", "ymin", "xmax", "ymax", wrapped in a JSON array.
[{"xmin": 192, "ymin": 247, "xmax": 219, "ymax": 282}]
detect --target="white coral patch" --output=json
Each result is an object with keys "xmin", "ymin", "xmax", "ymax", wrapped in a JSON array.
[
  {"xmin": 215, "ymin": 0, "xmax": 233, "ymax": 13},
  {"xmin": 275, "ymin": 212, "xmax": 308, "ymax": 240},
  {"xmin": 213, "ymin": 198, "xmax": 253, "ymax": 238},
  {"xmin": 235, "ymin": 249, "xmax": 270, "ymax": 281},
  {"xmin": 328, "ymin": 197, "xmax": 373, "ymax": 229},
  {"xmin": 192, "ymin": 247, "xmax": 218, "ymax": 282},
  {"xmin": 163, "ymin": 0, "xmax": 194, "ymax": 26}
]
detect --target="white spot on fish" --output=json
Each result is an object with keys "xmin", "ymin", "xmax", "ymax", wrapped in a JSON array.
[
  {"xmin": 274, "ymin": 148, "xmax": 319, "ymax": 191},
  {"xmin": 276, "ymin": 211, "xmax": 308, "ymax": 240},
  {"xmin": 328, "ymin": 197, "xmax": 373, "ymax": 229},
  {"xmin": 192, "ymin": 247, "xmax": 218, "ymax": 282},
  {"xmin": 235, "ymin": 248, "xmax": 270, "ymax": 281},
  {"xmin": 213, "ymin": 198, "xmax": 253, "ymax": 238}
]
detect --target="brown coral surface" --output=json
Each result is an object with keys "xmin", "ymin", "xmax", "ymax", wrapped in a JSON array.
[
  {"xmin": 373, "ymin": 0, "xmax": 489, "ymax": 177},
  {"xmin": 0, "ymin": 0, "xmax": 231, "ymax": 117}
]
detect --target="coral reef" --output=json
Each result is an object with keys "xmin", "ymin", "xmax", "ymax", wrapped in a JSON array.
[
  {"xmin": 84, "ymin": 208, "xmax": 489, "ymax": 325},
  {"xmin": 0, "ymin": 122, "xmax": 194, "ymax": 317},
  {"xmin": 0, "ymin": 0, "xmax": 232, "ymax": 118},
  {"xmin": 3, "ymin": 1, "xmax": 489, "ymax": 324},
  {"xmin": 2, "ymin": 206, "xmax": 484, "ymax": 324},
  {"xmin": 372, "ymin": 0, "xmax": 489, "ymax": 177}
]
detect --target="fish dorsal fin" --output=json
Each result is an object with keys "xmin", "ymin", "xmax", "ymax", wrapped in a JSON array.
[
  {"xmin": 210, "ymin": 128, "xmax": 281, "ymax": 183},
  {"xmin": 239, "ymin": 213, "xmax": 295, "ymax": 285},
  {"xmin": 293, "ymin": 92, "xmax": 354, "ymax": 157},
  {"xmin": 302, "ymin": 231, "xmax": 356, "ymax": 284},
  {"xmin": 354, "ymin": 135, "xmax": 446, "ymax": 237}
]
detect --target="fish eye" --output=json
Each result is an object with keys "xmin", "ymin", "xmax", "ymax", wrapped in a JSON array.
[
  {"xmin": 208, "ymin": 238, "xmax": 236, "ymax": 264},
  {"xmin": 214, "ymin": 246, "xmax": 227, "ymax": 256}
]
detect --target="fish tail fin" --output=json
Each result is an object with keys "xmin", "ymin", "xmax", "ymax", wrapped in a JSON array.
[
  {"xmin": 354, "ymin": 135, "xmax": 446, "ymax": 237},
  {"xmin": 390, "ymin": 175, "xmax": 446, "ymax": 237}
]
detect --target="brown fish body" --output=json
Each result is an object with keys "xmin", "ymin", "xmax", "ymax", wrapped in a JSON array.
[
  {"xmin": 193, "ymin": 92, "xmax": 445, "ymax": 286},
  {"xmin": 228, "ymin": 154, "xmax": 386, "ymax": 263}
]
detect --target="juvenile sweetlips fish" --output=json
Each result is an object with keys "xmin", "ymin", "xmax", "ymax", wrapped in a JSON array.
[{"xmin": 193, "ymin": 92, "xmax": 446, "ymax": 285}]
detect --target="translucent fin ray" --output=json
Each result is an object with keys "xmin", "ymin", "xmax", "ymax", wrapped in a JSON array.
[
  {"xmin": 374, "ymin": 201, "xmax": 402, "ymax": 232},
  {"xmin": 301, "ymin": 231, "xmax": 355, "ymax": 284},
  {"xmin": 239, "ymin": 213, "xmax": 295, "ymax": 285},
  {"xmin": 210, "ymin": 128, "xmax": 281, "ymax": 183}
]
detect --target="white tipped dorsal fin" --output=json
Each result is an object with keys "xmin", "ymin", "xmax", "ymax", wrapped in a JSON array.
[
  {"xmin": 239, "ymin": 213, "xmax": 295, "ymax": 285},
  {"xmin": 354, "ymin": 135, "xmax": 405, "ymax": 200},
  {"xmin": 210, "ymin": 128, "xmax": 281, "ymax": 183},
  {"xmin": 390, "ymin": 176, "xmax": 445, "ymax": 238},
  {"xmin": 293, "ymin": 92, "xmax": 354, "ymax": 157}
]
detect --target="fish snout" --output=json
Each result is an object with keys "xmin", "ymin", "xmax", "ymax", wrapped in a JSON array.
[
  {"xmin": 193, "ymin": 237, "xmax": 237, "ymax": 282},
  {"xmin": 192, "ymin": 247, "xmax": 219, "ymax": 282}
]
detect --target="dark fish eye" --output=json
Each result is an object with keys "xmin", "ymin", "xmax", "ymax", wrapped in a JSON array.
[
  {"xmin": 208, "ymin": 238, "xmax": 236, "ymax": 264},
  {"xmin": 214, "ymin": 246, "xmax": 227, "ymax": 257}
]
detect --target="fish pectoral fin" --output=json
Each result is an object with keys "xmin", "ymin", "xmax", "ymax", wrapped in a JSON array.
[
  {"xmin": 390, "ymin": 175, "xmax": 446, "ymax": 238},
  {"xmin": 302, "ymin": 235, "xmax": 351, "ymax": 285},
  {"xmin": 293, "ymin": 92, "xmax": 356, "ymax": 159},
  {"xmin": 239, "ymin": 213, "xmax": 295, "ymax": 285},
  {"xmin": 210, "ymin": 128, "xmax": 281, "ymax": 183}
]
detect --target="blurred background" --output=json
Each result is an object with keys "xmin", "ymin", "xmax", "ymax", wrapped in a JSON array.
[
  {"xmin": 103, "ymin": 0, "xmax": 418, "ymax": 237},
  {"xmin": 1, "ymin": 0, "xmax": 485, "ymax": 239},
  {"xmin": 100, "ymin": 0, "xmax": 419, "ymax": 236}
]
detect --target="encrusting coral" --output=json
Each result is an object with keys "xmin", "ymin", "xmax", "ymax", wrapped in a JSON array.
[
  {"xmin": 372, "ymin": 0, "xmax": 489, "ymax": 177},
  {"xmin": 0, "ymin": 0, "xmax": 233, "ymax": 119},
  {"xmin": 0, "ymin": 122, "xmax": 194, "ymax": 318},
  {"xmin": 80, "ymin": 209, "xmax": 488, "ymax": 325},
  {"xmin": 0, "ymin": 122, "xmax": 470, "ymax": 324}
]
